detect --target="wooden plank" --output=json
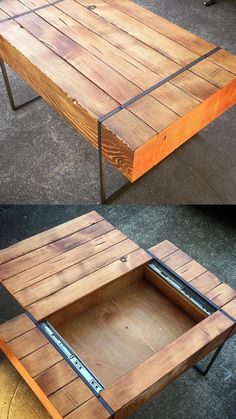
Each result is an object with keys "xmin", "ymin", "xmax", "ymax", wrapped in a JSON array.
[
  {"xmin": 14, "ymin": 246, "xmax": 147, "ymax": 308},
  {"xmin": 77, "ymin": 0, "xmax": 199, "ymax": 66},
  {"xmin": 0, "ymin": 312, "xmax": 94, "ymax": 417},
  {"xmin": 170, "ymin": 71, "xmax": 217, "ymax": 102},
  {"xmin": 3, "ymin": 229, "xmax": 128, "ymax": 294},
  {"xmin": 210, "ymin": 49, "xmax": 236, "ymax": 75},
  {"xmin": 176, "ymin": 260, "xmax": 207, "ymax": 282},
  {"xmin": 36, "ymin": 4, "xmax": 200, "ymax": 117},
  {"xmin": 222, "ymin": 297, "xmax": 236, "ymax": 319},
  {"xmin": 1, "ymin": 1, "xmax": 235, "ymax": 185},
  {"xmin": 0, "ymin": 219, "xmax": 114, "ymax": 280},
  {"xmin": 0, "ymin": 19, "xmax": 154, "ymax": 181},
  {"xmin": 149, "ymin": 242, "xmax": 223, "ymax": 298},
  {"xmin": 58, "ymin": 0, "xmax": 222, "ymax": 100},
  {"xmin": 148, "ymin": 240, "xmax": 178, "ymax": 259},
  {"xmin": 0, "ymin": 0, "xmax": 29, "ymax": 16},
  {"xmin": 191, "ymin": 59, "xmax": 236, "ymax": 89},
  {"xmin": 103, "ymin": 0, "xmax": 214, "ymax": 56},
  {"xmin": 8, "ymin": 328, "xmax": 48, "ymax": 359},
  {"xmin": 21, "ymin": 343, "xmax": 63, "ymax": 377},
  {"xmin": 57, "ymin": 0, "xmax": 180, "ymax": 78},
  {"xmin": 132, "ymin": 78, "xmax": 236, "ymax": 181},
  {"xmin": 0, "ymin": 211, "xmax": 103, "ymax": 266},
  {"xmin": 0, "ymin": 339, "xmax": 63, "ymax": 419},
  {"xmin": 109, "ymin": 0, "xmax": 236, "ymax": 76},
  {"xmin": 100, "ymin": 309, "xmax": 235, "ymax": 417},
  {"xmin": 35, "ymin": 360, "xmax": 77, "ymax": 396},
  {"xmin": 162, "ymin": 249, "xmax": 192, "ymax": 270},
  {"xmin": 190, "ymin": 271, "xmax": 221, "ymax": 295},
  {"xmin": 15, "ymin": 11, "xmax": 179, "ymax": 133},
  {"xmin": 65, "ymin": 397, "xmax": 111, "ymax": 419},
  {"xmin": 49, "ymin": 377, "xmax": 93, "ymax": 417},
  {"xmin": 0, "ymin": 314, "xmax": 35, "ymax": 342},
  {"xmin": 26, "ymin": 243, "xmax": 144, "ymax": 320},
  {"xmin": 206, "ymin": 283, "xmax": 236, "ymax": 307},
  {"xmin": 0, "ymin": 9, "xmax": 9, "ymax": 20}
]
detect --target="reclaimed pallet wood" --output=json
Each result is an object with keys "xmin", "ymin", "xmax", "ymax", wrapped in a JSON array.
[
  {"xmin": 0, "ymin": 212, "xmax": 235, "ymax": 418},
  {"xmin": 0, "ymin": 0, "xmax": 235, "ymax": 183}
]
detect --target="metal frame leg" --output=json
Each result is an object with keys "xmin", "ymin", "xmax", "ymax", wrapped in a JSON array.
[
  {"xmin": 98, "ymin": 120, "xmax": 132, "ymax": 204},
  {"xmin": 0, "ymin": 59, "xmax": 40, "ymax": 111},
  {"xmin": 194, "ymin": 324, "xmax": 235, "ymax": 376}
]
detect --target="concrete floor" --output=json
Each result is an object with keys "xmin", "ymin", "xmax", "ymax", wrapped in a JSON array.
[
  {"xmin": 0, "ymin": 1, "xmax": 235, "ymax": 204},
  {"xmin": 0, "ymin": 205, "xmax": 235, "ymax": 418}
]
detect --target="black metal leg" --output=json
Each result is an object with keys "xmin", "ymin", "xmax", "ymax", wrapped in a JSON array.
[
  {"xmin": 194, "ymin": 324, "xmax": 235, "ymax": 376},
  {"xmin": 204, "ymin": 0, "xmax": 216, "ymax": 6},
  {"xmin": 98, "ymin": 120, "xmax": 131, "ymax": 204},
  {"xmin": 0, "ymin": 58, "xmax": 40, "ymax": 111}
]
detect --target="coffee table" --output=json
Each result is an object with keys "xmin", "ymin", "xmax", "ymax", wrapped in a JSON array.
[
  {"xmin": 0, "ymin": 0, "xmax": 236, "ymax": 203},
  {"xmin": 0, "ymin": 211, "xmax": 235, "ymax": 418}
]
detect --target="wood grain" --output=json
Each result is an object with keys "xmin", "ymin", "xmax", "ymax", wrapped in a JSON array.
[
  {"xmin": 3, "ymin": 229, "xmax": 127, "ymax": 293},
  {"xmin": 0, "ymin": 218, "xmax": 114, "ymax": 280},
  {"xmin": 101, "ymin": 310, "xmax": 235, "ymax": 417},
  {"xmin": 49, "ymin": 377, "xmax": 93, "ymax": 417},
  {"xmin": 132, "ymin": 78, "xmax": 236, "ymax": 181},
  {"xmin": 0, "ymin": 0, "xmax": 235, "ymax": 182},
  {"xmin": 0, "ymin": 211, "xmax": 103, "ymax": 266},
  {"xmin": 35, "ymin": 360, "xmax": 78, "ymax": 396},
  {"xmin": 0, "ymin": 230, "xmax": 235, "ymax": 419}
]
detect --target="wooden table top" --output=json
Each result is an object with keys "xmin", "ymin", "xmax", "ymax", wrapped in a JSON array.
[
  {"xmin": 0, "ymin": 211, "xmax": 235, "ymax": 418},
  {"xmin": 1, "ymin": 0, "xmax": 235, "ymax": 182}
]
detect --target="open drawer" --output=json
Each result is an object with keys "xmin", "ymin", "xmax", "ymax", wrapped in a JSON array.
[{"xmin": 0, "ymin": 211, "xmax": 235, "ymax": 418}]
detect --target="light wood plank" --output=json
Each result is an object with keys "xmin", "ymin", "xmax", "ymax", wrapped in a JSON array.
[
  {"xmin": 35, "ymin": 360, "xmax": 77, "ymax": 396},
  {"xmin": 36, "ymin": 4, "xmax": 200, "ymax": 117},
  {"xmin": 0, "ymin": 339, "xmax": 62, "ymax": 419},
  {"xmin": 26, "ymin": 242, "xmax": 143, "ymax": 320},
  {"xmin": 8, "ymin": 328, "xmax": 48, "ymax": 359},
  {"xmin": 21, "ymin": 343, "xmax": 63, "ymax": 377},
  {"xmin": 49, "ymin": 377, "xmax": 93, "ymax": 417},
  {"xmin": 4, "ymin": 229, "xmax": 127, "ymax": 294},
  {"xmin": 0, "ymin": 19, "xmax": 154, "ymax": 180},
  {"xmin": 103, "ymin": 0, "xmax": 214, "ymax": 56},
  {"xmin": 132, "ymin": 78, "xmax": 236, "ymax": 181},
  {"xmin": 148, "ymin": 240, "xmax": 178, "ymax": 259},
  {"xmin": 206, "ymin": 283, "xmax": 236, "ymax": 307},
  {"xmin": 0, "ymin": 314, "xmax": 35, "ymax": 342},
  {"xmin": 56, "ymin": 0, "xmax": 223, "ymax": 99},
  {"xmin": 0, "ymin": 219, "xmax": 114, "ymax": 280},
  {"xmin": 176, "ymin": 260, "xmax": 207, "ymax": 282},
  {"xmin": 77, "ymin": 0, "xmax": 198, "ymax": 66},
  {"xmin": 190, "ymin": 271, "xmax": 221, "ymax": 295},
  {"xmin": 65, "ymin": 397, "xmax": 111, "ymax": 419},
  {"xmin": 15, "ymin": 245, "xmax": 146, "ymax": 308},
  {"xmin": 16, "ymin": 11, "xmax": 179, "ymax": 132},
  {"xmin": 0, "ymin": 0, "xmax": 28, "ymax": 16},
  {"xmin": 0, "ymin": 212, "xmax": 103, "ymax": 266},
  {"xmin": 162, "ymin": 249, "xmax": 192, "ymax": 270}
]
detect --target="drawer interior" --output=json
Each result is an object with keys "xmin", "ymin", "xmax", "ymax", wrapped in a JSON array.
[{"xmin": 47, "ymin": 263, "xmax": 208, "ymax": 387}]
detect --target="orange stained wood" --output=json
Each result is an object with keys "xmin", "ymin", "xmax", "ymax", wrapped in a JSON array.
[
  {"xmin": 0, "ymin": 213, "xmax": 235, "ymax": 418},
  {"xmin": 0, "ymin": 0, "xmax": 235, "ymax": 182}
]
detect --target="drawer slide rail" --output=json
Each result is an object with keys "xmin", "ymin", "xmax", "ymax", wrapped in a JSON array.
[
  {"xmin": 26, "ymin": 312, "xmax": 115, "ymax": 416},
  {"xmin": 147, "ymin": 250, "xmax": 236, "ymax": 376}
]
